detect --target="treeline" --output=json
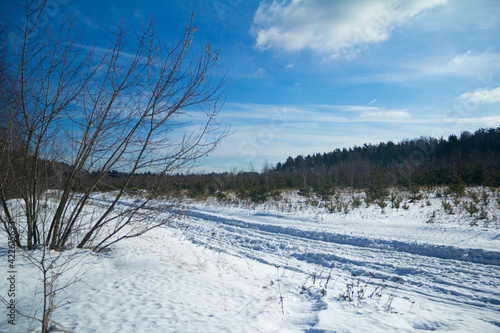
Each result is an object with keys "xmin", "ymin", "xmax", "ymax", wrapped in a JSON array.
[
  {"xmin": 274, "ymin": 127, "xmax": 500, "ymax": 188},
  {"xmin": 3, "ymin": 127, "xmax": 499, "ymax": 202},
  {"xmin": 154, "ymin": 127, "xmax": 500, "ymax": 202}
]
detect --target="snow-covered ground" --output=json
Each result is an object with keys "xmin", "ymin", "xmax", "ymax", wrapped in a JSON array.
[{"xmin": 1, "ymin": 188, "xmax": 500, "ymax": 332}]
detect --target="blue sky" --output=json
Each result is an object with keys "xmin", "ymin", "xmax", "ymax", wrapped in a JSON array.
[{"xmin": 2, "ymin": 0, "xmax": 500, "ymax": 173}]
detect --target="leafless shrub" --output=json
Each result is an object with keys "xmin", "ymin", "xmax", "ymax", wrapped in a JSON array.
[
  {"xmin": 0, "ymin": 2, "xmax": 227, "ymax": 252},
  {"xmin": 0, "ymin": 1, "xmax": 226, "ymax": 331}
]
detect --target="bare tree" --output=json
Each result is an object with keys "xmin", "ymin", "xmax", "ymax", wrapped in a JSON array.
[
  {"xmin": 0, "ymin": 1, "xmax": 227, "ymax": 252},
  {"xmin": 1, "ymin": 1, "xmax": 227, "ymax": 331}
]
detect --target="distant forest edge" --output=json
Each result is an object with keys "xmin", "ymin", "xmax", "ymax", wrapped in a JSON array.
[
  {"xmin": 273, "ymin": 126, "xmax": 500, "ymax": 187},
  {"xmin": 160, "ymin": 126, "xmax": 500, "ymax": 200},
  {"xmin": 3, "ymin": 126, "xmax": 499, "ymax": 201}
]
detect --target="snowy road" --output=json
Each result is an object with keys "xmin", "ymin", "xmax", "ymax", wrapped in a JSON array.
[
  {"xmin": 82, "ymin": 192, "xmax": 500, "ymax": 331},
  {"xmin": 176, "ymin": 203, "xmax": 500, "ymax": 329}
]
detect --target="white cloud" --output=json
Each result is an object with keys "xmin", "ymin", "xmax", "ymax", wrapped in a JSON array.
[
  {"xmin": 249, "ymin": 67, "xmax": 267, "ymax": 78},
  {"xmin": 252, "ymin": 0, "xmax": 446, "ymax": 58},
  {"xmin": 420, "ymin": 50, "xmax": 500, "ymax": 78},
  {"xmin": 452, "ymin": 50, "xmax": 472, "ymax": 65},
  {"xmin": 337, "ymin": 105, "xmax": 381, "ymax": 112},
  {"xmin": 358, "ymin": 110, "xmax": 411, "ymax": 121},
  {"xmin": 352, "ymin": 50, "xmax": 500, "ymax": 83},
  {"xmin": 458, "ymin": 87, "xmax": 500, "ymax": 104}
]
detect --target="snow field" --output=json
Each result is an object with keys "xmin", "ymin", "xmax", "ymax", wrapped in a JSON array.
[{"xmin": 1, "ymin": 187, "xmax": 500, "ymax": 332}]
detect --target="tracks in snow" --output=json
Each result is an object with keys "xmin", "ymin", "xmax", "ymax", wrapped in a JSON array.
[
  {"xmin": 185, "ymin": 208, "xmax": 500, "ymax": 266},
  {"xmin": 176, "ymin": 207, "xmax": 500, "ymax": 312},
  {"xmin": 91, "ymin": 195, "xmax": 500, "ymax": 316}
]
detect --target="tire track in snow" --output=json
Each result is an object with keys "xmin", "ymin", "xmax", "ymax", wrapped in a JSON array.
[
  {"xmin": 178, "ymin": 208, "xmax": 500, "ymax": 312},
  {"xmin": 92, "ymin": 197, "xmax": 500, "ymax": 316},
  {"xmin": 186, "ymin": 208, "xmax": 500, "ymax": 266}
]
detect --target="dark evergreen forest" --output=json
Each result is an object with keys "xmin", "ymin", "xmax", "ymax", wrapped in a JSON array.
[
  {"xmin": 155, "ymin": 126, "xmax": 500, "ymax": 202},
  {"xmin": 274, "ymin": 126, "xmax": 500, "ymax": 188}
]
